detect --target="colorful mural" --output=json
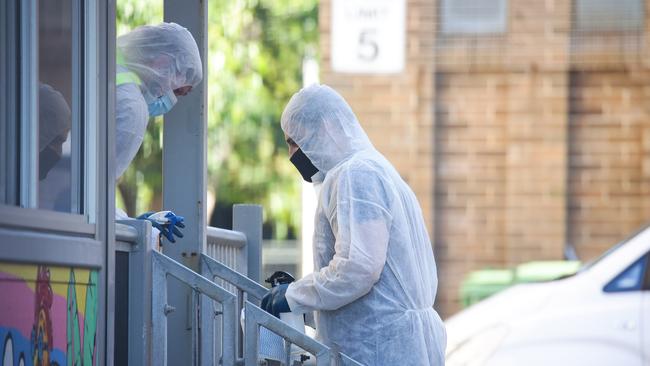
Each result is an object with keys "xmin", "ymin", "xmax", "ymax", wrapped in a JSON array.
[{"xmin": 0, "ymin": 263, "xmax": 98, "ymax": 366}]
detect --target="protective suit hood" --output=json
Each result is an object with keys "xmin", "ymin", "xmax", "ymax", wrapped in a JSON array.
[
  {"xmin": 117, "ymin": 22, "xmax": 202, "ymax": 103},
  {"xmin": 114, "ymin": 22, "xmax": 203, "ymax": 180},
  {"xmin": 280, "ymin": 84, "xmax": 373, "ymax": 176}
]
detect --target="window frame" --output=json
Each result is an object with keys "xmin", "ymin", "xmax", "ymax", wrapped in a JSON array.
[
  {"xmin": 0, "ymin": 0, "xmax": 20, "ymax": 206},
  {"xmin": 0, "ymin": 1, "xmax": 110, "ymax": 363},
  {"xmin": 70, "ymin": 0, "xmax": 85, "ymax": 214},
  {"xmin": 0, "ymin": 0, "xmax": 97, "ymax": 235},
  {"xmin": 19, "ymin": 0, "xmax": 38, "ymax": 208}
]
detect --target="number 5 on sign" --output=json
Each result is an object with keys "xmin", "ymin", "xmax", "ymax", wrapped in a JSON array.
[
  {"xmin": 358, "ymin": 30, "xmax": 379, "ymax": 61},
  {"xmin": 331, "ymin": 0, "xmax": 406, "ymax": 74}
]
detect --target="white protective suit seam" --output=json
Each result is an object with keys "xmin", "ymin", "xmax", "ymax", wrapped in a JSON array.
[{"xmin": 344, "ymin": 197, "xmax": 393, "ymax": 220}]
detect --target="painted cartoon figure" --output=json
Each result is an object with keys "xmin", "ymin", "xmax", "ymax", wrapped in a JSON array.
[{"xmin": 31, "ymin": 266, "xmax": 53, "ymax": 366}]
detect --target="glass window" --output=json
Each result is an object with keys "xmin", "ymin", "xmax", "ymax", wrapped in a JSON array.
[
  {"xmin": 440, "ymin": 0, "xmax": 508, "ymax": 34},
  {"xmin": 575, "ymin": 0, "xmax": 644, "ymax": 32},
  {"xmin": 37, "ymin": 0, "xmax": 80, "ymax": 213},
  {"xmin": 604, "ymin": 254, "xmax": 648, "ymax": 293}
]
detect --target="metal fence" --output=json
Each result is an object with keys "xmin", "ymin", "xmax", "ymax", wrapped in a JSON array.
[
  {"xmin": 201, "ymin": 253, "xmax": 363, "ymax": 366},
  {"xmin": 117, "ymin": 209, "xmax": 362, "ymax": 366},
  {"xmin": 152, "ymin": 251, "xmax": 238, "ymax": 366},
  {"xmin": 206, "ymin": 226, "xmax": 247, "ymax": 295},
  {"xmin": 115, "ymin": 220, "xmax": 153, "ymax": 366}
]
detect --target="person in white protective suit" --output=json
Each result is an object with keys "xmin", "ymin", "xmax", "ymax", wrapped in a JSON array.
[
  {"xmin": 115, "ymin": 22, "xmax": 202, "ymax": 243},
  {"xmin": 263, "ymin": 84, "xmax": 447, "ymax": 365}
]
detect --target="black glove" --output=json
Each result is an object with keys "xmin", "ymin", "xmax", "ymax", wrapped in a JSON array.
[{"xmin": 261, "ymin": 283, "xmax": 290, "ymax": 318}]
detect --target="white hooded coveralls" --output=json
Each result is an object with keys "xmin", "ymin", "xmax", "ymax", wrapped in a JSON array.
[
  {"xmin": 281, "ymin": 85, "xmax": 447, "ymax": 365},
  {"xmin": 114, "ymin": 22, "xmax": 202, "ymax": 180}
]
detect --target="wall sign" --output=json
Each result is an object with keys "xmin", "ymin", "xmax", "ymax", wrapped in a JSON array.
[{"xmin": 331, "ymin": 0, "xmax": 406, "ymax": 74}]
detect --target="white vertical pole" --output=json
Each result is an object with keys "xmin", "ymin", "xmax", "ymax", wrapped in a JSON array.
[{"xmin": 300, "ymin": 57, "xmax": 319, "ymax": 279}]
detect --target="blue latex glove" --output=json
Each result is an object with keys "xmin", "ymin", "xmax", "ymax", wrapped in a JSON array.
[
  {"xmin": 137, "ymin": 210, "xmax": 185, "ymax": 243},
  {"xmin": 261, "ymin": 284, "xmax": 290, "ymax": 318}
]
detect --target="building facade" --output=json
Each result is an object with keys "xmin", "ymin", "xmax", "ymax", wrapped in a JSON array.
[{"xmin": 320, "ymin": 0, "xmax": 650, "ymax": 316}]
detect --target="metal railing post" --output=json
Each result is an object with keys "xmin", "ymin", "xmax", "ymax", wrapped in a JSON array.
[
  {"xmin": 153, "ymin": 251, "xmax": 238, "ymax": 366},
  {"xmin": 244, "ymin": 304, "xmax": 259, "ymax": 366},
  {"xmin": 233, "ymin": 204, "xmax": 263, "ymax": 283},
  {"xmin": 152, "ymin": 253, "xmax": 169, "ymax": 366},
  {"xmin": 126, "ymin": 220, "xmax": 153, "ymax": 366},
  {"xmin": 199, "ymin": 272, "xmax": 216, "ymax": 365}
]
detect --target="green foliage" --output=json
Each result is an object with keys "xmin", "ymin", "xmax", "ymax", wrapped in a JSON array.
[
  {"xmin": 207, "ymin": 0, "xmax": 318, "ymax": 238},
  {"xmin": 116, "ymin": 0, "xmax": 163, "ymax": 36},
  {"xmin": 116, "ymin": 0, "xmax": 317, "ymax": 239},
  {"xmin": 116, "ymin": 0, "xmax": 163, "ymax": 216}
]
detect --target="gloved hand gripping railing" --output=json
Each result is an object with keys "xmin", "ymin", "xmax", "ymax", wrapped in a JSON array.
[
  {"xmin": 244, "ymin": 301, "xmax": 330, "ymax": 366},
  {"xmin": 200, "ymin": 254, "xmax": 363, "ymax": 366}
]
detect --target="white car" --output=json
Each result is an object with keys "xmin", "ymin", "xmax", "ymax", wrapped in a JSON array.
[{"xmin": 445, "ymin": 225, "xmax": 650, "ymax": 366}]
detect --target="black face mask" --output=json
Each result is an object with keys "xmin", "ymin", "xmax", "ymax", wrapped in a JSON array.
[
  {"xmin": 290, "ymin": 148, "xmax": 319, "ymax": 183},
  {"xmin": 39, "ymin": 146, "xmax": 62, "ymax": 180}
]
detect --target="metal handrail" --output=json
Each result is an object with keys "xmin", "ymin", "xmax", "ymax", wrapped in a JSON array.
[
  {"xmin": 201, "ymin": 253, "xmax": 267, "ymax": 299},
  {"xmin": 207, "ymin": 226, "xmax": 247, "ymax": 248},
  {"xmin": 244, "ymin": 301, "xmax": 330, "ymax": 366},
  {"xmin": 115, "ymin": 222, "xmax": 139, "ymax": 243},
  {"xmin": 200, "ymin": 253, "xmax": 266, "ymax": 364},
  {"xmin": 340, "ymin": 353, "xmax": 364, "ymax": 366},
  {"xmin": 201, "ymin": 254, "xmax": 363, "ymax": 366},
  {"xmin": 152, "ymin": 251, "xmax": 238, "ymax": 366}
]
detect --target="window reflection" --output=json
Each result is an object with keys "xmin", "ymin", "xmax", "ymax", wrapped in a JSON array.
[
  {"xmin": 38, "ymin": 83, "xmax": 72, "ymax": 210},
  {"xmin": 38, "ymin": 0, "xmax": 74, "ymax": 212}
]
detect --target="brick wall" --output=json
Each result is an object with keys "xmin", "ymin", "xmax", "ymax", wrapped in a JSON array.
[
  {"xmin": 568, "ymin": 71, "xmax": 650, "ymax": 260},
  {"xmin": 320, "ymin": 0, "xmax": 650, "ymax": 317}
]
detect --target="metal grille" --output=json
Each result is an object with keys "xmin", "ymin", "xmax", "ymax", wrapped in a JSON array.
[
  {"xmin": 440, "ymin": 0, "xmax": 508, "ymax": 34},
  {"xmin": 435, "ymin": 0, "xmax": 646, "ymax": 68},
  {"xmin": 575, "ymin": 0, "xmax": 644, "ymax": 32},
  {"xmin": 206, "ymin": 236, "xmax": 245, "ymax": 295}
]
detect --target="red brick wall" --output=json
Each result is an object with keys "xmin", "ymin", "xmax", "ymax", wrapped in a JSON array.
[
  {"xmin": 320, "ymin": 0, "xmax": 650, "ymax": 316},
  {"xmin": 433, "ymin": 71, "xmax": 569, "ymax": 314},
  {"xmin": 568, "ymin": 71, "xmax": 650, "ymax": 260}
]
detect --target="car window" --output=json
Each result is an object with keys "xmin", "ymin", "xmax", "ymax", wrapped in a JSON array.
[
  {"xmin": 580, "ymin": 225, "xmax": 650, "ymax": 273},
  {"xmin": 604, "ymin": 253, "xmax": 649, "ymax": 293}
]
